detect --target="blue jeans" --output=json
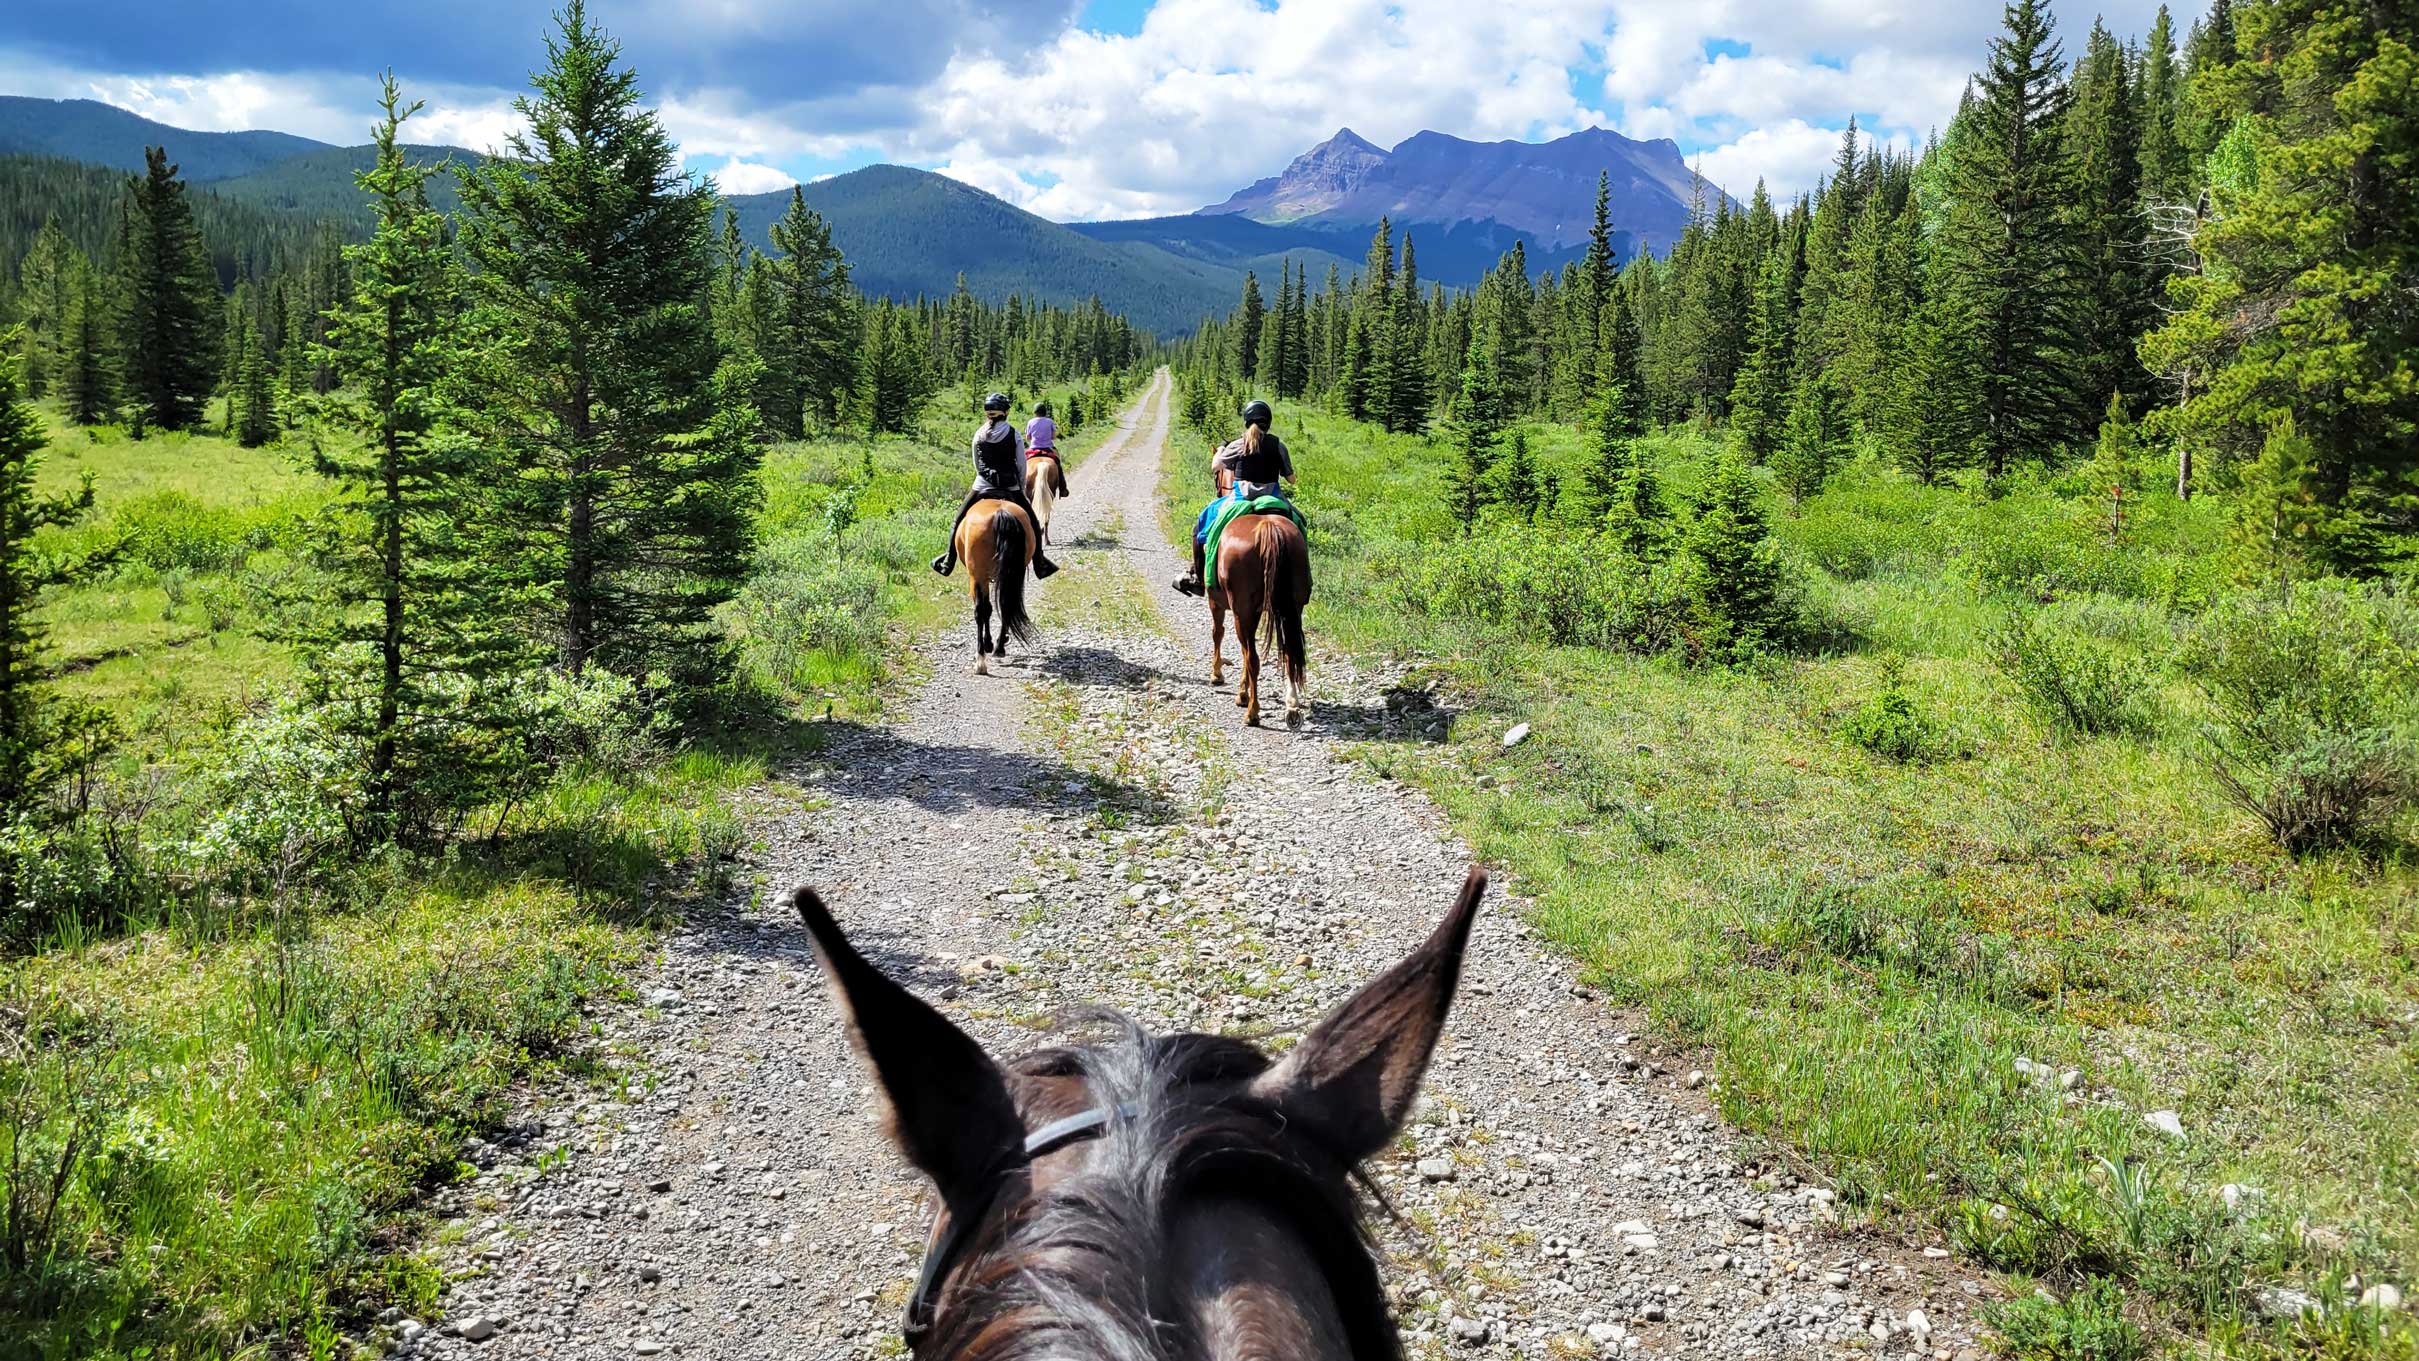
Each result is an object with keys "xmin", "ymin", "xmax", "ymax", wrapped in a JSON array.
[{"xmin": 1194, "ymin": 490, "xmax": 1242, "ymax": 546}]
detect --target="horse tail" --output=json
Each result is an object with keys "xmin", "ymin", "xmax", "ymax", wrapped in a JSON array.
[
  {"xmin": 1275, "ymin": 523, "xmax": 1309, "ymax": 677},
  {"xmin": 1256, "ymin": 521, "xmax": 1285, "ymax": 663},
  {"xmin": 991, "ymin": 508, "xmax": 1034, "ymax": 645}
]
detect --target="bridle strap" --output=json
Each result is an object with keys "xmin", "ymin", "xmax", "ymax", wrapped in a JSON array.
[{"xmin": 903, "ymin": 1104, "xmax": 1135, "ymax": 1343}]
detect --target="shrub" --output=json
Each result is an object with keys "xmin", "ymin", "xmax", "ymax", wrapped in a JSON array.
[
  {"xmin": 2180, "ymin": 582, "xmax": 2419, "ymax": 851},
  {"xmin": 730, "ymin": 531, "xmax": 891, "ymax": 696},
  {"xmin": 1838, "ymin": 658, "xmax": 1948, "ymax": 762},
  {"xmin": 1989, "ymin": 608, "xmax": 2159, "ymax": 740},
  {"xmin": 1377, "ymin": 523, "xmax": 1688, "ymax": 655},
  {"xmin": 1986, "ymin": 1277, "xmax": 2146, "ymax": 1361}
]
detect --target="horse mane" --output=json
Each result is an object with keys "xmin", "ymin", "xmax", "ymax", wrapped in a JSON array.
[{"xmin": 921, "ymin": 1016, "xmax": 1399, "ymax": 1361}]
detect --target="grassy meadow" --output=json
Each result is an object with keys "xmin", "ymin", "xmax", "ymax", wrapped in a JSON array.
[
  {"xmin": 1, "ymin": 375, "xmax": 1132, "ymax": 1359},
  {"xmin": 1163, "ymin": 397, "xmax": 2418, "ymax": 1358}
]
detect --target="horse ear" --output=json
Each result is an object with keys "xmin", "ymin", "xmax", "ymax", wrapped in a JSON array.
[
  {"xmin": 1250, "ymin": 867, "xmax": 1486, "ymax": 1164},
  {"xmin": 792, "ymin": 887, "xmax": 1022, "ymax": 1205}
]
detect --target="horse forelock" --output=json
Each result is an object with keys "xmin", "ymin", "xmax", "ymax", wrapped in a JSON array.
[{"xmin": 920, "ymin": 1016, "xmax": 1397, "ymax": 1361}]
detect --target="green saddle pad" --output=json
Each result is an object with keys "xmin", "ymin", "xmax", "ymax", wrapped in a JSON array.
[{"xmin": 1204, "ymin": 495, "xmax": 1307, "ymax": 589}]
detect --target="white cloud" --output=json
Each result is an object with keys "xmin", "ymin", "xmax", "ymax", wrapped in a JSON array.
[{"xmin": 699, "ymin": 157, "xmax": 798, "ymax": 195}]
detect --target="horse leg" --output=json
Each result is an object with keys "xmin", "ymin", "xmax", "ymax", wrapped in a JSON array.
[
  {"xmin": 1238, "ymin": 607, "xmax": 1261, "ymax": 725},
  {"xmin": 1208, "ymin": 596, "xmax": 1227, "ymax": 688},
  {"xmin": 973, "ymin": 582, "xmax": 993, "ymax": 676}
]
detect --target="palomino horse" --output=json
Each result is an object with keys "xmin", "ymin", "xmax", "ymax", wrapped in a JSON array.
[
  {"xmin": 953, "ymin": 498, "xmax": 1035, "ymax": 675},
  {"xmin": 1023, "ymin": 451, "xmax": 1066, "ymax": 543},
  {"xmin": 1208, "ymin": 508, "xmax": 1311, "ymax": 727},
  {"xmin": 792, "ymin": 867, "xmax": 1488, "ymax": 1361}
]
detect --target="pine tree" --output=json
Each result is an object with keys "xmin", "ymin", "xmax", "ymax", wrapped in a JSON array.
[
  {"xmin": 1774, "ymin": 368, "xmax": 1849, "ymax": 503},
  {"xmin": 857, "ymin": 304, "xmax": 930, "ymax": 434},
  {"xmin": 2137, "ymin": 6, "xmax": 2190, "ymax": 200},
  {"xmin": 1498, "ymin": 430, "xmax": 1542, "ymax": 523},
  {"xmin": 1605, "ymin": 456, "xmax": 1670, "ymax": 562},
  {"xmin": 2143, "ymin": 0, "xmax": 2419, "ymax": 572},
  {"xmin": 1730, "ymin": 245, "xmax": 1796, "ymax": 460},
  {"xmin": 456, "ymin": 2, "xmax": 765, "ymax": 681},
  {"xmin": 118, "ymin": 147, "xmax": 221, "ymax": 431},
  {"xmin": 758, "ymin": 187, "xmax": 855, "ymax": 437},
  {"xmin": 1441, "ymin": 332, "xmax": 1501, "ymax": 531},
  {"xmin": 1233, "ymin": 271, "xmax": 1264, "ymax": 385},
  {"xmin": 2069, "ymin": 18, "xmax": 2153, "ymax": 418},
  {"xmin": 1886, "ymin": 267, "xmax": 1987, "ymax": 485},
  {"xmin": 235, "ymin": 304, "xmax": 277, "ymax": 448},
  {"xmin": 1, "ymin": 334, "xmax": 103, "ymax": 820},
  {"xmin": 1681, "ymin": 453, "xmax": 1789, "ymax": 660},
  {"xmin": 1599, "ymin": 285, "xmax": 1646, "ymax": 437},
  {"xmin": 58, "ymin": 259, "xmax": 114, "ymax": 426},
  {"xmin": 1384, "ymin": 238, "xmax": 1430, "ymax": 432},
  {"xmin": 16, "ymin": 222, "xmax": 79, "ymax": 400},
  {"xmin": 1572, "ymin": 382, "xmax": 1639, "ymax": 525},
  {"xmin": 2177, "ymin": 0, "xmax": 2239, "ymax": 160},
  {"xmin": 301, "ymin": 76, "xmax": 538, "ymax": 835},
  {"xmin": 1941, "ymin": 0, "xmax": 2087, "ymax": 473}
]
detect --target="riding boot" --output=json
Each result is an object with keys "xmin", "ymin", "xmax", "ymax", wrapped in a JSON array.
[
  {"xmin": 1034, "ymin": 551, "xmax": 1060, "ymax": 580},
  {"xmin": 934, "ymin": 488, "xmax": 983, "ymax": 576},
  {"xmin": 1173, "ymin": 539, "xmax": 1206, "ymax": 596}
]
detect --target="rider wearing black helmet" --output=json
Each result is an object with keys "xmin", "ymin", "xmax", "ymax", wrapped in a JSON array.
[
  {"xmin": 935, "ymin": 391, "xmax": 1059, "ymax": 579},
  {"xmin": 1174, "ymin": 398, "xmax": 1295, "ymax": 596}
]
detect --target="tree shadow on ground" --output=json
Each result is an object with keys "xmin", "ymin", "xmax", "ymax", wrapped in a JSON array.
[{"xmin": 1034, "ymin": 645, "xmax": 1181, "ymax": 692}]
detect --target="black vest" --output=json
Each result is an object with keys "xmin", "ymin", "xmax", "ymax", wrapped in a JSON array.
[
  {"xmin": 1229, "ymin": 433, "xmax": 1287, "ymax": 485},
  {"xmin": 973, "ymin": 425, "xmax": 1020, "ymax": 489}
]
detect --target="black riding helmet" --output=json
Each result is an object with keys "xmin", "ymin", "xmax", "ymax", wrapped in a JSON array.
[
  {"xmin": 983, "ymin": 391, "xmax": 1010, "ymax": 414},
  {"xmin": 1240, "ymin": 398, "xmax": 1273, "ymax": 427}
]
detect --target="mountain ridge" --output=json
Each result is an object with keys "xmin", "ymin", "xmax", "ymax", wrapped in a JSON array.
[{"xmin": 1200, "ymin": 124, "xmax": 1723, "ymax": 255}]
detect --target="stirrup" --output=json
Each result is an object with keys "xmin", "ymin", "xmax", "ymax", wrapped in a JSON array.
[{"xmin": 1174, "ymin": 575, "xmax": 1204, "ymax": 597}]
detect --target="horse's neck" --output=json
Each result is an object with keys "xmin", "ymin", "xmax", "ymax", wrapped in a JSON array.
[{"xmin": 1169, "ymin": 1200, "xmax": 1358, "ymax": 1361}]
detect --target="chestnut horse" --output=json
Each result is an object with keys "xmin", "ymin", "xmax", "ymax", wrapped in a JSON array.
[
  {"xmin": 953, "ymin": 499, "xmax": 1034, "ymax": 675},
  {"xmin": 793, "ymin": 867, "xmax": 1487, "ymax": 1361},
  {"xmin": 1023, "ymin": 452, "xmax": 1066, "ymax": 543},
  {"xmin": 1208, "ymin": 511, "xmax": 1311, "ymax": 727}
]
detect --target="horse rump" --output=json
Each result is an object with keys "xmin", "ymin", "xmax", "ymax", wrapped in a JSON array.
[
  {"xmin": 989, "ymin": 507, "xmax": 1035, "ymax": 645},
  {"xmin": 1254, "ymin": 517, "xmax": 1309, "ymax": 677}
]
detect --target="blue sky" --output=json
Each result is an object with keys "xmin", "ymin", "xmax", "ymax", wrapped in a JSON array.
[{"xmin": 0, "ymin": 0, "xmax": 2203, "ymax": 216}]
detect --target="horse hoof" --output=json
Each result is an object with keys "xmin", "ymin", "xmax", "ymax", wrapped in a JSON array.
[{"xmin": 976, "ymin": 657, "xmax": 990, "ymax": 676}]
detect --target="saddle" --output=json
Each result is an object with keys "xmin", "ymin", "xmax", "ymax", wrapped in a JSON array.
[{"xmin": 1203, "ymin": 492, "xmax": 1307, "ymax": 590}]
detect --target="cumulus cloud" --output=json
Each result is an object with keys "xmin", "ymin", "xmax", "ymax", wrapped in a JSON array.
[{"xmin": 699, "ymin": 157, "xmax": 798, "ymax": 195}]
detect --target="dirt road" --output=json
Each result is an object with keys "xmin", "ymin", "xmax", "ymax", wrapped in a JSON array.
[{"xmin": 394, "ymin": 373, "xmax": 1990, "ymax": 1361}]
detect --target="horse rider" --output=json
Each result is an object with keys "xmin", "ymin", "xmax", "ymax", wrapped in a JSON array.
[
  {"xmin": 934, "ymin": 391, "xmax": 1060, "ymax": 579},
  {"xmin": 1174, "ymin": 398, "xmax": 1294, "ymax": 597}
]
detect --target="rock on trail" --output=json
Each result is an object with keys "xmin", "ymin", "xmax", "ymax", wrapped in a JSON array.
[{"xmin": 386, "ymin": 373, "xmax": 1989, "ymax": 1360}]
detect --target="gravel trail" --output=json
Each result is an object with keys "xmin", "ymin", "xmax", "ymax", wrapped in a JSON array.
[{"xmin": 392, "ymin": 372, "xmax": 1993, "ymax": 1361}]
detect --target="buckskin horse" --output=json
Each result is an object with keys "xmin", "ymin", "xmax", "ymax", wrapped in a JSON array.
[
  {"xmin": 954, "ymin": 498, "xmax": 1035, "ymax": 675},
  {"xmin": 1024, "ymin": 449, "xmax": 1067, "ymax": 544},
  {"xmin": 792, "ymin": 866, "xmax": 1488, "ymax": 1361},
  {"xmin": 1207, "ymin": 480, "xmax": 1311, "ymax": 727}
]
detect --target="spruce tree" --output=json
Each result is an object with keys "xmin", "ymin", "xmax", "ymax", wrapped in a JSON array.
[
  {"xmin": 58, "ymin": 260, "xmax": 114, "ymax": 426},
  {"xmin": 1941, "ymin": 0, "xmax": 2086, "ymax": 473},
  {"xmin": 235, "ymin": 307, "xmax": 277, "ymax": 448},
  {"xmin": 1499, "ymin": 429, "xmax": 1542, "ymax": 523},
  {"xmin": 2143, "ymin": 0, "xmax": 2419, "ymax": 572},
  {"xmin": 302, "ymin": 77, "xmax": 537, "ymax": 834},
  {"xmin": 1729, "ymin": 246, "xmax": 1796, "ymax": 461},
  {"xmin": 456, "ymin": 2, "xmax": 765, "ymax": 681},
  {"xmin": 118, "ymin": 147, "xmax": 220, "ymax": 431},
  {"xmin": 2136, "ymin": 6, "xmax": 2190, "ymax": 200},
  {"xmin": 2069, "ymin": 19, "xmax": 2153, "ymax": 418},
  {"xmin": 1441, "ymin": 332, "xmax": 1501, "ymax": 531},
  {"xmin": 858, "ymin": 304, "xmax": 930, "ymax": 434},
  {"xmin": 1605, "ymin": 456, "xmax": 1670, "ymax": 562},
  {"xmin": 1572, "ymin": 381, "xmax": 1639, "ymax": 525},
  {"xmin": 1599, "ymin": 285, "xmax": 1646, "ymax": 437},
  {"xmin": 16, "ymin": 222, "xmax": 79, "ymax": 400},
  {"xmin": 1233, "ymin": 271, "xmax": 1264, "ymax": 385},
  {"xmin": 1887, "ymin": 269, "xmax": 1986, "ymax": 485},
  {"xmin": 1682, "ymin": 453, "xmax": 1789, "ymax": 661},
  {"xmin": 1774, "ymin": 368, "xmax": 1849, "ymax": 503},
  {"xmin": 0, "ymin": 335, "xmax": 102, "ymax": 819}
]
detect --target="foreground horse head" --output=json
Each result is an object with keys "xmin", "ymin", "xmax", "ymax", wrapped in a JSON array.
[
  {"xmin": 955, "ymin": 499, "xmax": 1035, "ymax": 675},
  {"xmin": 1208, "ymin": 513, "xmax": 1310, "ymax": 726},
  {"xmin": 793, "ymin": 867, "xmax": 1488, "ymax": 1361}
]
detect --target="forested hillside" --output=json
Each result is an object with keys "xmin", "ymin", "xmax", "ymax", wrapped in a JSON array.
[
  {"xmin": 0, "ymin": 94, "xmax": 330, "ymax": 178},
  {"xmin": 1167, "ymin": 0, "xmax": 2417, "ymax": 1353}
]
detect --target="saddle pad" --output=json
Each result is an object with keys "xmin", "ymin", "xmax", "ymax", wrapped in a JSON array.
[{"xmin": 1204, "ymin": 495, "xmax": 1307, "ymax": 590}]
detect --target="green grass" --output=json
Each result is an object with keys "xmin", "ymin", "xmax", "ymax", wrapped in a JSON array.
[{"xmin": 1179, "ymin": 387, "xmax": 2419, "ymax": 1357}]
